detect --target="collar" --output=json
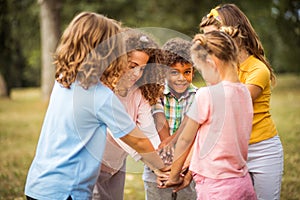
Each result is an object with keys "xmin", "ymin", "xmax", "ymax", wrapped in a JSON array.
[{"xmin": 164, "ymin": 84, "xmax": 197, "ymax": 99}]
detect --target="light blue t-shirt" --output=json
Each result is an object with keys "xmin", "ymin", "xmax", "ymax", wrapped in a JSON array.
[{"xmin": 25, "ymin": 81, "xmax": 135, "ymax": 200}]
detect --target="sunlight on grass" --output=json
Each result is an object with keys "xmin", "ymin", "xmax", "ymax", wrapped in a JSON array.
[{"xmin": 0, "ymin": 74, "xmax": 299, "ymax": 199}]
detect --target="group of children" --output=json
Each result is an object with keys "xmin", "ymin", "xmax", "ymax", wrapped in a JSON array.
[{"xmin": 25, "ymin": 3, "xmax": 283, "ymax": 200}]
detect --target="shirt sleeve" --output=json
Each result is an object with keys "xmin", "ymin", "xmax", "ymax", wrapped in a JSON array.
[
  {"xmin": 187, "ymin": 88, "xmax": 210, "ymax": 125},
  {"xmin": 111, "ymin": 95, "xmax": 161, "ymax": 161},
  {"xmin": 245, "ymin": 63, "xmax": 270, "ymax": 90},
  {"xmin": 151, "ymin": 98, "xmax": 164, "ymax": 115},
  {"xmin": 96, "ymin": 89, "xmax": 136, "ymax": 138},
  {"xmin": 137, "ymin": 96, "xmax": 161, "ymax": 149}
]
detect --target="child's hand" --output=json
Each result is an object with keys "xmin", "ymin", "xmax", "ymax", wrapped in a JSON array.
[
  {"xmin": 158, "ymin": 144, "xmax": 174, "ymax": 166},
  {"xmin": 158, "ymin": 135, "xmax": 175, "ymax": 149},
  {"xmin": 154, "ymin": 168, "xmax": 170, "ymax": 186},
  {"xmin": 153, "ymin": 167, "xmax": 170, "ymax": 175},
  {"xmin": 154, "ymin": 166, "xmax": 171, "ymax": 179},
  {"xmin": 172, "ymin": 170, "xmax": 193, "ymax": 192},
  {"xmin": 158, "ymin": 176, "xmax": 183, "ymax": 188}
]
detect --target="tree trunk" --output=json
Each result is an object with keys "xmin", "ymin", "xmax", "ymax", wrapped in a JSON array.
[
  {"xmin": 39, "ymin": 0, "xmax": 61, "ymax": 101},
  {"xmin": 0, "ymin": 73, "xmax": 7, "ymax": 97}
]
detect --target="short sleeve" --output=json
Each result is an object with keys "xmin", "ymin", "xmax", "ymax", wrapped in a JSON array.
[
  {"xmin": 96, "ymin": 89, "xmax": 135, "ymax": 138},
  {"xmin": 187, "ymin": 88, "xmax": 210, "ymax": 125},
  {"xmin": 151, "ymin": 98, "xmax": 164, "ymax": 115},
  {"xmin": 137, "ymin": 97, "xmax": 161, "ymax": 148},
  {"xmin": 246, "ymin": 64, "xmax": 270, "ymax": 90}
]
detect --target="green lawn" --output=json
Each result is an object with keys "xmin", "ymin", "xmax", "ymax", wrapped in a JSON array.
[{"xmin": 0, "ymin": 74, "xmax": 299, "ymax": 200}]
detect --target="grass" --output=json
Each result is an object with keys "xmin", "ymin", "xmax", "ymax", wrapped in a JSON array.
[{"xmin": 0, "ymin": 74, "xmax": 299, "ymax": 200}]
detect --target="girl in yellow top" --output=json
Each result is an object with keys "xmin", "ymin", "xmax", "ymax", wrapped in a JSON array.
[{"xmin": 200, "ymin": 4, "xmax": 283, "ymax": 200}]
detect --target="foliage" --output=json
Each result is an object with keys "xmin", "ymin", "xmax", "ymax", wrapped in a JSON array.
[
  {"xmin": 0, "ymin": 74, "xmax": 299, "ymax": 199},
  {"xmin": 0, "ymin": 0, "xmax": 40, "ymax": 96},
  {"xmin": 0, "ymin": 0, "xmax": 299, "ymax": 94},
  {"xmin": 272, "ymin": 0, "xmax": 300, "ymax": 73}
]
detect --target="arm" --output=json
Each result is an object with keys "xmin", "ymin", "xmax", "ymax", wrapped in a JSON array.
[
  {"xmin": 162, "ymin": 117, "xmax": 199, "ymax": 186},
  {"xmin": 157, "ymin": 116, "xmax": 188, "ymax": 166},
  {"xmin": 166, "ymin": 116, "xmax": 188, "ymax": 145},
  {"xmin": 120, "ymin": 127, "xmax": 165, "ymax": 171},
  {"xmin": 244, "ymin": 64, "xmax": 269, "ymax": 101},
  {"xmin": 153, "ymin": 111, "xmax": 170, "ymax": 142},
  {"xmin": 172, "ymin": 170, "xmax": 193, "ymax": 192},
  {"xmin": 152, "ymin": 98, "xmax": 170, "ymax": 142},
  {"xmin": 157, "ymin": 114, "xmax": 188, "ymax": 150},
  {"xmin": 246, "ymin": 84, "xmax": 262, "ymax": 101}
]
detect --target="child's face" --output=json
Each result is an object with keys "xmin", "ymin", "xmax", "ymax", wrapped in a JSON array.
[
  {"xmin": 166, "ymin": 62, "xmax": 193, "ymax": 98},
  {"xmin": 118, "ymin": 51, "xmax": 149, "ymax": 90}
]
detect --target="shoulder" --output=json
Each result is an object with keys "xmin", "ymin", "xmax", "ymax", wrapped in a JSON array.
[
  {"xmin": 242, "ymin": 56, "xmax": 270, "ymax": 76},
  {"xmin": 241, "ymin": 56, "xmax": 270, "ymax": 88},
  {"xmin": 188, "ymin": 83, "xmax": 198, "ymax": 92},
  {"xmin": 129, "ymin": 86, "xmax": 144, "ymax": 103},
  {"xmin": 195, "ymin": 86, "xmax": 210, "ymax": 100}
]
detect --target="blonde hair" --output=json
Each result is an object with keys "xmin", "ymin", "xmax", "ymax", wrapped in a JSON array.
[
  {"xmin": 123, "ymin": 29, "xmax": 166, "ymax": 105},
  {"xmin": 200, "ymin": 4, "xmax": 276, "ymax": 85},
  {"xmin": 191, "ymin": 30, "xmax": 239, "ymax": 66},
  {"xmin": 54, "ymin": 12, "xmax": 127, "ymax": 89}
]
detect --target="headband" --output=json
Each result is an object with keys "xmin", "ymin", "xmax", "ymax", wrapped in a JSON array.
[{"xmin": 207, "ymin": 7, "xmax": 222, "ymax": 24}]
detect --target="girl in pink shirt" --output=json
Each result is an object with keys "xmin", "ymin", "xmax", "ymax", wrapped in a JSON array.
[
  {"xmin": 158, "ymin": 30, "xmax": 257, "ymax": 199},
  {"xmin": 93, "ymin": 29, "xmax": 166, "ymax": 200}
]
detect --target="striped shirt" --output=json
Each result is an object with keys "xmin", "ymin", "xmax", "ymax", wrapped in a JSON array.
[{"xmin": 152, "ymin": 84, "xmax": 197, "ymax": 135}]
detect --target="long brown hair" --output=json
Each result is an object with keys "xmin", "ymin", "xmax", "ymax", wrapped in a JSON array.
[
  {"xmin": 54, "ymin": 12, "xmax": 127, "ymax": 89},
  {"xmin": 200, "ymin": 4, "xmax": 276, "ymax": 85}
]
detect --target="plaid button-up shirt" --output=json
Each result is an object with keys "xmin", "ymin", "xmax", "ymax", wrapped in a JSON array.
[{"xmin": 152, "ymin": 84, "xmax": 197, "ymax": 135}]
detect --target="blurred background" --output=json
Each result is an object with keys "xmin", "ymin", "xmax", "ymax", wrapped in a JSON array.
[
  {"xmin": 0, "ymin": 0, "xmax": 299, "ymax": 99},
  {"xmin": 0, "ymin": 0, "xmax": 299, "ymax": 199}
]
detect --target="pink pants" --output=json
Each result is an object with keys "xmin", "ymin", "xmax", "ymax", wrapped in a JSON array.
[{"xmin": 193, "ymin": 172, "xmax": 257, "ymax": 200}]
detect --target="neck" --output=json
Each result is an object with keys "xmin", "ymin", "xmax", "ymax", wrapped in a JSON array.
[
  {"xmin": 169, "ymin": 86, "xmax": 185, "ymax": 99},
  {"xmin": 115, "ymin": 87, "xmax": 128, "ymax": 97},
  {"xmin": 238, "ymin": 48, "xmax": 250, "ymax": 63},
  {"xmin": 219, "ymin": 63, "xmax": 240, "ymax": 83}
]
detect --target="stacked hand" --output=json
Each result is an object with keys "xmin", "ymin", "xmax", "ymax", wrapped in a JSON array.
[
  {"xmin": 156, "ymin": 167, "xmax": 193, "ymax": 193},
  {"xmin": 158, "ymin": 145, "xmax": 174, "ymax": 166}
]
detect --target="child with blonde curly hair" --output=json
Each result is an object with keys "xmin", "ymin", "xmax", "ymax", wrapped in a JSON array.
[{"xmin": 25, "ymin": 12, "xmax": 165, "ymax": 200}]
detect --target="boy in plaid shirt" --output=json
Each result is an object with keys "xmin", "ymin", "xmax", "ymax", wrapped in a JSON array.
[{"xmin": 142, "ymin": 37, "xmax": 197, "ymax": 200}]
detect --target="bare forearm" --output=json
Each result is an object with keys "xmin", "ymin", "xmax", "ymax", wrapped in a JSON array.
[
  {"xmin": 154, "ymin": 112, "xmax": 170, "ymax": 141},
  {"xmin": 170, "ymin": 137, "xmax": 193, "ymax": 180},
  {"xmin": 170, "ymin": 116, "xmax": 188, "ymax": 143},
  {"xmin": 120, "ymin": 127, "xmax": 165, "ymax": 170},
  {"xmin": 170, "ymin": 118, "xmax": 198, "ymax": 180}
]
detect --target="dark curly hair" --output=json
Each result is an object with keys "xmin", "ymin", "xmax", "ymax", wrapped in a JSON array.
[
  {"xmin": 162, "ymin": 37, "xmax": 193, "ymax": 67},
  {"xmin": 121, "ymin": 29, "xmax": 166, "ymax": 105}
]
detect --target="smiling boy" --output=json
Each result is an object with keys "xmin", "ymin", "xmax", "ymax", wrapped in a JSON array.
[{"xmin": 143, "ymin": 37, "xmax": 197, "ymax": 200}]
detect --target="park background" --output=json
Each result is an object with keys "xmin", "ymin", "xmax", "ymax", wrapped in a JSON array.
[{"xmin": 0, "ymin": 0, "xmax": 299, "ymax": 199}]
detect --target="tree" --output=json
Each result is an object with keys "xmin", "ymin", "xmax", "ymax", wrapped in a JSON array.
[
  {"xmin": 272, "ymin": 0, "xmax": 300, "ymax": 73},
  {"xmin": 0, "ymin": 0, "xmax": 27, "ymax": 97},
  {"xmin": 0, "ymin": 0, "xmax": 298, "ymax": 99},
  {"xmin": 38, "ymin": 0, "xmax": 61, "ymax": 100},
  {"xmin": 0, "ymin": 0, "xmax": 11, "ymax": 97}
]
